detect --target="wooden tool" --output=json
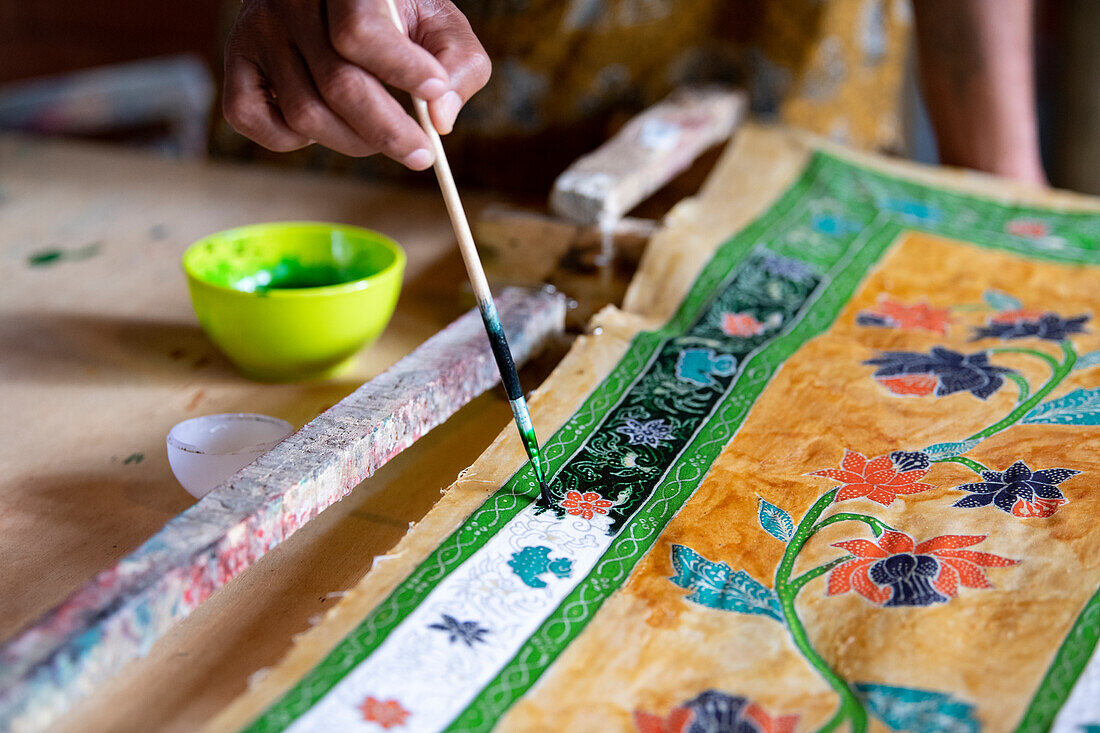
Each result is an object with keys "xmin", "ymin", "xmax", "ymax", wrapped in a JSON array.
[
  {"xmin": 382, "ymin": 0, "xmax": 552, "ymax": 507},
  {"xmin": 550, "ymin": 86, "xmax": 746, "ymax": 227},
  {"xmin": 0, "ymin": 287, "xmax": 565, "ymax": 732},
  {"xmin": 474, "ymin": 87, "xmax": 746, "ymax": 326}
]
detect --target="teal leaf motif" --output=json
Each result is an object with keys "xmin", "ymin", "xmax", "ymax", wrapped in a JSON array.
[
  {"xmin": 922, "ymin": 439, "xmax": 982, "ymax": 460},
  {"xmin": 1022, "ymin": 388, "xmax": 1100, "ymax": 426},
  {"xmin": 757, "ymin": 498, "xmax": 794, "ymax": 542},
  {"xmin": 982, "ymin": 289, "xmax": 1023, "ymax": 312},
  {"xmin": 668, "ymin": 544, "xmax": 783, "ymax": 622},
  {"xmin": 508, "ymin": 546, "xmax": 573, "ymax": 588},
  {"xmin": 855, "ymin": 683, "xmax": 979, "ymax": 733},
  {"xmin": 1075, "ymin": 350, "xmax": 1100, "ymax": 371},
  {"xmin": 674, "ymin": 348, "xmax": 737, "ymax": 387}
]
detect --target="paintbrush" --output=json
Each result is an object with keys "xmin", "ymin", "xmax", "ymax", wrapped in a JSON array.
[{"xmin": 381, "ymin": 0, "xmax": 552, "ymax": 508}]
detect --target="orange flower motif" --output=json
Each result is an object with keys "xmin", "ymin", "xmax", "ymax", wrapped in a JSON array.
[
  {"xmin": 745, "ymin": 703, "xmax": 800, "ymax": 733},
  {"xmin": 875, "ymin": 374, "xmax": 938, "ymax": 397},
  {"xmin": 358, "ymin": 697, "xmax": 410, "ymax": 729},
  {"xmin": 721, "ymin": 312, "xmax": 765, "ymax": 337},
  {"xmin": 828, "ymin": 530, "xmax": 1018, "ymax": 606},
  {"xmin": 1005, "ymin": 219, "xmax": 1049, "ymax": 239},
  {"xmin": 632, "ymin": 707, "xmax": 692, "ymax": 733},
  {"xmin": 859, "ymin": 298, "xmax": 951, "ymax": 334},
  {"xmin": 811, "ymin": 450, "xmax": 933, "ymax": 506},
  {"xmin": 560, "ymin": 490, "xmax": 613, "ymax": 520}
]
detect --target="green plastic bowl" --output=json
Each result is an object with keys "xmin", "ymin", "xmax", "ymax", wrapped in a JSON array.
[{"xmin": 183, "ymin": 222, "xmax": 405, "ymax": 381}]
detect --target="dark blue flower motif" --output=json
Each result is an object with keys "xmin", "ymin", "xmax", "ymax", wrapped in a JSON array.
[
  {"xmin": 830, "ymin": 531, "xmax": 1017, "ymax": 607},
  {"xmin": 428, "ymin": 614, "xmax": 489, "ymax": 647},
  {"xmin": 971, "ymin": 312, "xmax": 1089, "ymax": 342},
  {"xmin": 683, "ymin": 691, "xmax": 792, "ymax": 733},
  {"xmin": 869, "ymin": 554, "xmax": 946, "ymax": 607},
  {"xmin": 864, "ymin": 347, "xmax": 1016, "ymax": 400},
  {"xmin": 953, "ymin": 461, "xmax": 1079, "ymax": 518},
  {"xmin": 634, "ymin": 691, "xmax": 798, "ymax": 733},
  {"xmin": 856, "ymin": 313, "xmax": 893, "ymax": 328}
]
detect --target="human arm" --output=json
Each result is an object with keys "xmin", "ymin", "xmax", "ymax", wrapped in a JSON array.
[
  {"xmin": 913, "ymin": 0, "xmax": 1047, "ymax": 186},
  {"xmin": 222, "ymin": 0, "xmax": 491, "ymax": 169}
]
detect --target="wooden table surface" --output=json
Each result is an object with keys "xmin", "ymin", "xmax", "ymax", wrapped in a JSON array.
[{"xmin": 0, "ymin": 135, "xmax": 542, "ymax": 731}]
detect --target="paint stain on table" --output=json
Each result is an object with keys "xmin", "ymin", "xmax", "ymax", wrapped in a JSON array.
[{"xmin": 27, "ymin": 241, "xmax": 102, "ymax": 268}]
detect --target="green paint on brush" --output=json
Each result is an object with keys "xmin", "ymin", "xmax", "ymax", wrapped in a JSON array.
[
  {"xmin": 521, "ymin": 428, "xmax": 549, "ymax": 493},
  {"xmin": 482, "ymin": 300, "xmax": 553, "ymax": 508}
]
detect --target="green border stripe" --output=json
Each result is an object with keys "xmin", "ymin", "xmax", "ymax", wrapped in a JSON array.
[{"xmin": 1015, "ymin": 584, "xmax": 1100, "ymax": 731}]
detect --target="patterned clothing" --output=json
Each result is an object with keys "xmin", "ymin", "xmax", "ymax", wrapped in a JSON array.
[{"xmin": 214, "ymin": 0, "xmax": 913, "ymax": 191}]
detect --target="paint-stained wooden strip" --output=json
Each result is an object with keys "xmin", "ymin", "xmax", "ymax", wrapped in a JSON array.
[
  {"xmin": 0, "ymin": 286, "xmax": 566, "ymax": 733},
  {"xmin": 549, "ymin": 86, "xmax": 747, "ymax": 227}
]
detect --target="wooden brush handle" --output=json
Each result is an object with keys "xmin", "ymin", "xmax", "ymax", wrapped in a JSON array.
[{"xmin": 381, "ymin": 0, "xmax": 495, "ymax": 310}]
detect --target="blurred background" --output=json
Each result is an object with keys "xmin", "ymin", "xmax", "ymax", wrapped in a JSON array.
[{"xmin": 0, "ymin": 0, "xmax": 1096, "ymax": 193}]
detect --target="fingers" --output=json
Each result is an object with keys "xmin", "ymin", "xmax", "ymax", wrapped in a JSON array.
[
  {"xmin": 265, "ymin": 45, "xmax": 382, "ymax": 158},
  {"xmin": 223, "ymin": 0, "xmax": 477, "ymax": 167},
  {"xmin": 416, "ymin": 3, "xmax": 491, "ymax": 134},
  {"xmin": 328, "ymin": 0, "xmax": 451, "ymax": 101},
  {"xmin": 296, "ymin": 38, "xmax": 435, "ymax": 168},
  {"xmin": 223, "ymin": 54, "xmax": 311, "ymax": 153}
]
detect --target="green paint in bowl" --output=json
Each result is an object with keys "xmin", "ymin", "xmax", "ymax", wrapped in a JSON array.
[{"xmin": 183, "ymin": 222, "xmax": 405, "ymax": 381}]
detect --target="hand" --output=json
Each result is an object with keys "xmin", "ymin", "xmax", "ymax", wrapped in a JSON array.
[{"xmin": 223, "ymin": 0, "xmax": 490, "ymax": 169}]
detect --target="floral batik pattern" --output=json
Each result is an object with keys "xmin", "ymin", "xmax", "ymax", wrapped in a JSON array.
[
  {"xmin": 661, "ymin": 284, "xmax": 1098, "ymax": 729},
  {"xmin": 952, "ymin": 461, "xmax": 1079, "ymax": 518},
  {"xmin": 427, "ymin": 615, "xmax": 489, "ymax": 647},
  {"xmin": 634, "ymin": 691, "xmax": 797, "ymax": 733},
  {"xmin": 810, "ymin": 450, "xmax": 932, "ymax": 506},
  {"xmin": 828, "ymin": 531, "xmax": 1018, "ymax": 606},
  {"xmin": 358, "ymin": 697, "xmax": 410, "ymax": 729},
  {"xmin": 241, "ymin": 152, "xmax": 1100, "ymax": 733},
  {"xmin": 865, "ymin": 347, "xmax": 1015, "ymax": 399},
  {"xmin": 972, "ymin": 311, "xmax": 1088, "ymax": 342},
  {"xmin": 857, "ymin": 297, "xmax": 951, "ymax": 334},
  {"xmin": 654, "ymin": 285, "xmax": 1093, "ymax": 730}
]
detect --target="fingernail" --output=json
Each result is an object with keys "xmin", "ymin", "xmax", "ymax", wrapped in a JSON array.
[
  {"xmin": 436, "ymin": 91, "xmax": 462, "ymax": 135},
  {"xmin": 403, "ymin": 148, "xmax": 434, "ymax": 170},
  {"xmin": 415, "ymin": 77, "xmax": 448, "ymax": 100}
]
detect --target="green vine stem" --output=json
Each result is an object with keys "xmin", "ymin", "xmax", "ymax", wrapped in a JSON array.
[
  {"xmin": 969, "ymin": 341, "xmax": 1076, "ymax": 442},
  {"xmin": 812, "ymin": 512, "xmax": 893, "ymax": 538},
  {"xmin": 1004, "ymin": 371, "xmax": 1031, "ymax": 403},
  {"xmin": 789, "ymin": 556, "xmax": 853, "ymax": 595},
  {"xmin": 774, "ymin": 489, "xmax": 867, "ymax": 733},
  {"xmin": 933, "ymin": 455, "xmax": 990, "ymax": 474},
  {"xmin": 989, "ymin": 345, "xmax": 1061, "ymax": 371}
]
